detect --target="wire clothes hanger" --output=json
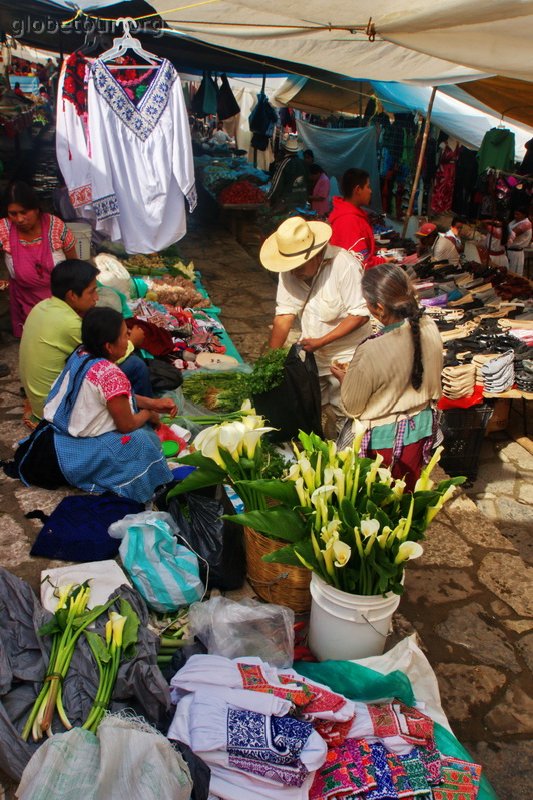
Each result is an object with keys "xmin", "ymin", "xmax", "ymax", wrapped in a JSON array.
[{"xmin": 98, "ymin": 17, "xmax": 162, "ymax": 70}]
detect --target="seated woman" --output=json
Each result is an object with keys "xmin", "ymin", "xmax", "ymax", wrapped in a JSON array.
[
  {"xmin": 331, "ymin": 264, "xmax": 443, "ymax": 490},
  {"xmin": 15, "ymin": 308, "xmax": 176, "ymax": 502}
]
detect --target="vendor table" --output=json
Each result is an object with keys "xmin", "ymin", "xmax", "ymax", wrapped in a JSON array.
[{"xmin": 219, "ymin": 203, "xmax": 265, "ymax": 245}]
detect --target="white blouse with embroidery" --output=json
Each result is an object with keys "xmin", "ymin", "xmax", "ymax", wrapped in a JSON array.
[
  {"xmin": 86, "ymin": 59, "xmax": 196, "ymax": 254},
  {"xmin": 44, "ymin": 358, "xmax": 133, "ymax": 437}
]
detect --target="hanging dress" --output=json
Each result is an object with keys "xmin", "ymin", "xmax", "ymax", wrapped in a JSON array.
[{"xmin": 431, "ymin": 143, "xmax": 460, "ymax": 214}]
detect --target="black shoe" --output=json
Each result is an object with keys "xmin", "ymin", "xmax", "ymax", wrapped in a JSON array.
[{"xmin": 0, "ymin": 364, "xmax": 9, "ymax": 378}]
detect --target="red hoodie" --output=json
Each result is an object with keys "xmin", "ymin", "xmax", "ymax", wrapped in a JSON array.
[{"xmin": 328, "ymin": 196, "xmax": 386, "ymax": 269}]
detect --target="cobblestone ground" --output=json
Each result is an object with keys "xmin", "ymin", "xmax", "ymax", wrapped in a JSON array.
[{"xmin": 0, "ymin": 217, "xmax": 531, "ymax": 798}]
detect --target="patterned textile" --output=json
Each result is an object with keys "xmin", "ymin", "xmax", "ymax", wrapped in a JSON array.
[
  {"xmin": 86, "ymin": 359, "xmax": 131, "ymax": 401},
  {"xmin": 93, "ymin": 193, "xmax": 120, "ymax": 221},
  {"xmin": 238, "ymin": 663, "xmax": 315, "ymax": 707},
  {"xmin": 0, "ymin": 215, "xmax": 75, "ymax": 255},
  {"xmin": 366, "ymin": 742, "xmax": 398, "ymax": 799},
  {"xmin": 311, "ymin": 738, "xmax": 377, "ymax": 799},
  {"xmin": 397, "ymin": 750, "xmax": 431, "ymax": 796},
  {"xmin": 226, "ymin": 708, "xmax": 311, "ymax": 787},
  {"xmin": 367, "ymin": 704, "xmax": 434, "ymax": 747},
  {"xmin": 92, "ymin": 59, "xmax": 177, "ymax": 142},
  {"xmin": 62, "ymin": 52, "xmax": 89, "ymax": 115},
  {"xmin": 432, "ymin": 756, "xmax": 481, "ymax": 800},
  {"xmin": 314, "ymin": 717, "xmax": 355, "ymax": 747},
  {"xmin": 418, "ymin": 743, "xmax": 442, "ymax": 786}
]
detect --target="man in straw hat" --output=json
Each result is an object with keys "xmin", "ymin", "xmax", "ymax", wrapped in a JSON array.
[
  {"xmin": 268, "ymin": 136, "xmax": 308, "ymax": 210},
  {"xmin": 261, "ymin": 216, "xmax": 370, "ymax": 430}
]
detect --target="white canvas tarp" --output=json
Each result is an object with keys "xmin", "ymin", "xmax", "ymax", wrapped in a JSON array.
[{"xmin": 154, "ymin": 0, "xmax": 533, "ymax": 85}]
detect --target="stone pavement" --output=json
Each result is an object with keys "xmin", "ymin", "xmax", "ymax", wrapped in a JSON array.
[{"xmin": 0, "ymin": 216, "xmax": 531, "ymax": 798}]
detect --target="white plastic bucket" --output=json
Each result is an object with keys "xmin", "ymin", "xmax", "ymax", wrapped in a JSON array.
[
  {"xmin": 308, "ymin": 573, "xmax": 401, "ymax": 661},
  {"xmin": 67, "ymin": 222, "xmax": 92, "ymax": 260}
]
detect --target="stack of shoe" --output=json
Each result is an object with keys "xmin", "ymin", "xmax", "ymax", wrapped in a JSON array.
[
  {"xmin": 515, "ymin": 360, "xmax": 533, "ymax": 393},
  {"xmin": 480, "ymin": 349, "xmax": 515, "ymax": 393},
  {"xmin": 442, "ymin": 363, "xmax": 477, "ymax": 399},
  {"xmin": 472, "ymin": 353, "xmax": 499, "ymax": 383}
]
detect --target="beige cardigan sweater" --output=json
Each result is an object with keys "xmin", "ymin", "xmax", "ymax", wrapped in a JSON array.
[{"xmin": 341, "ymin": 316, "xmax": 443, "ymax": 428}]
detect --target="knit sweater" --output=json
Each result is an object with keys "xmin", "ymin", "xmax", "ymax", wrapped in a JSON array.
[
  {"xmin": 341, "ymin": 316, "xmax": 443, "ymax": 427},
  {"xmin": 328, "ymin": 197, "xmax": 386, "ymax": 269}
]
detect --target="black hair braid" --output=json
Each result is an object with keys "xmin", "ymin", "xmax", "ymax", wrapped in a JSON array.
[{"xmin": 407, "ymin": 309, "xmax": 424, "ymax": 390}]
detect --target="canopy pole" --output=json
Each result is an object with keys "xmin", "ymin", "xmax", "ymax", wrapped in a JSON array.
[{"xmin": 401, "ymin": 86, "xmax": 437, "ymax": 239}]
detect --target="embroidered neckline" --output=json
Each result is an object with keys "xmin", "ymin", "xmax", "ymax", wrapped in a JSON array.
[{"xmin": 91, "ymin": 58, "xmax": 176, "ymax": 142}]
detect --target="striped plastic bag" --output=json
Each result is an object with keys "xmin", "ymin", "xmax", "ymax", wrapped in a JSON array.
[{"xmin": 115, "ymin": 511, "xmax": 204, "ymax": 612}]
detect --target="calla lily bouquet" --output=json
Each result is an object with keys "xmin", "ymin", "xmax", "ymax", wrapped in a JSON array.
[
  {"xmin": 220, "ymin": 429, "xmax": 465, "ymax": 597},
  {"xmin": 166, "ymin": 401, "xmax": 280, "ymax": 511}
]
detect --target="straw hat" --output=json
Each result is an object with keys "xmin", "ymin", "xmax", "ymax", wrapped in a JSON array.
[
  {"xmin": 281, "ymin": 136, "xmax": 300, "ymax": 153},
  {"xmin": 260, "ymin": 216, "xmax": 332, "ymax": 272}
]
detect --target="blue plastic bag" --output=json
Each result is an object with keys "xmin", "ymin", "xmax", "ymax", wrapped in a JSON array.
[{"xmin": 110, "ymin": 512, "xmax": 204, "ymax": 612}]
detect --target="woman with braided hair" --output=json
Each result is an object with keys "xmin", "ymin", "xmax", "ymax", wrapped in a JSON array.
[{"xmin": 331, "ymin": 264, "xmax": 443, "ymax": 489}]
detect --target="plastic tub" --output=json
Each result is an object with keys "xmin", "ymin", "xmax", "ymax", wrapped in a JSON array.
[
  {"xmin": 67, "ymin": 222, "xmax": 92, "ymax": 260},
  {"xmin": 308, "ymin": 573, "xmax": 401, "ymax": 661}
]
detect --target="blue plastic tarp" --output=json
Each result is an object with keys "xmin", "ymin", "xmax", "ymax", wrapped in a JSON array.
[{"xmin": 296, "ymin": 120, "xmax": 381, "ymax": 211}]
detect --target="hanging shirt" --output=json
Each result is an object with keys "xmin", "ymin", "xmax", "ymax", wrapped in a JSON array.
[
  {"xmin": 507, "ymin": 217, "xmax": 532, "ymax": 250},
  {"xmin": 477, "ymin": 128, "xmax": 515, "ymax": 172},
  {"xmin": 87, "ymin": 59, "xmax": 196, "ymax": 254}
]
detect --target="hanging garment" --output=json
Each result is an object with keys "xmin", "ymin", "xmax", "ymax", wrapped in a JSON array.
[
  {"xmin": 477, "ymin": 128, "xmax": 515, "ymax": 172},
  {"xmin": 431, "ymin": 143, "xmax": 460, "ymax": 214},
  {"xmin": 452, "ymin": 146, "xmax": 478, "ymax": 216},
  {"xmin": 249, "ymin": 89, "xmax": 278, "ymax": 151},
  {"xmin": 191, "ymin": 71, "xmax": 218, "ymax": 117},
  {"xmin": 217, "ymin": 74, "xmax": 240, "ymax": 120},
  {"xmin": 87, "ymin": 59, "xmax": 196, "ymax": 254}
]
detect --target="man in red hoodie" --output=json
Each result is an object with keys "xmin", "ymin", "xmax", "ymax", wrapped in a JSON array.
[{"xmin": 329, "ymin": 168, "xmax": 393, "ymax": 269}]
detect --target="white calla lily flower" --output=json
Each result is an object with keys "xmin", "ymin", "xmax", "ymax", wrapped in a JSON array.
[
  {"xmin": 377, "ymin": 467, "xmax": 393, "ymax": 486},
  {"xmin": 197, "ymin": 426, "xmax": 223, "ymax": 466},
  {"xmin": 242, "ymin": 427, "xmax": 276, "ymax": 457},
  {"xmin": 391, "ymin": 479, "xmax": 407, "ymax": 499},
  {"xmin": 286, "ymin": 463, "xmax": 301, "ymax": 482},
  {"xmin": 360, "ymin": 518, "xmax": 380, "ymax": 539},
  {"xmin": 351, "ymin": 418, "xmax": 368, "ymax": 455},
  {"xmin": 311, "ymin": 485, "xmax": 336, "ymax": 507},
  {"xmin": 294, "ymin": 477, "xmax": 310, "ymax": 507},
  {"xmin": 395, "ymin": 541, "xmax": 424, "ymax": 564},
  {"xmin": 240, "ymin": 399, "xmax": 253, "ymax": 412},
  {"xmin": 218, "ymin": 421, "xmax": 246, "ymax": 457},
  {"xmin": 332, "ymin": 540, "xmax": 352, "ymax": 567}
]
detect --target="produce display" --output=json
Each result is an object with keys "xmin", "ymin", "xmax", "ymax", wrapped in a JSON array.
[
  {"xmin": 22, "ymin": 584, "xmax": 139, "ymax": 740},
  {"xmin": 151, "ymin": 276, "xmax": 208, "ymax": 308},
  {"xmin": 182, "ymin": 371, "xmax": 249, "ymax": 411},
  {"xmin": 124, "ymin": 253, "xmax": 195, "ymax": 280},
  {"xmin": 218, "ymin": 179, "xmax": 267, "ymax": 205},
  {"xmin": 182, "ymin": 348, "xmax": 289, "ymax": 411}
]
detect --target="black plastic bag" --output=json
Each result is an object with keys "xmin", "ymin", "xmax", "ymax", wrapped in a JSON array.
[
  {"xmin": 217, "ymin": 73, "xmax": 240, "ymax": 120},
  {"xmin": 147, "ymin": 359, "xmax": 183, "ymax": 391},
  {"xmin": 253, "ymin": 344, "xmax": 323, "ymax": 442},
  {"xmin": 168, "ymin": 488, "xmax": 245, "ymax": 591}
]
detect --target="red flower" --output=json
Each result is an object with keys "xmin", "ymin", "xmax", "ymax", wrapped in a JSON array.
[
  {"xmin": 76, "ymin": 90, "xmax": 86, "ymax": 108},
  {"xmin": 64, "ymin": 76, "xmax": 76, "ymax": 93}
]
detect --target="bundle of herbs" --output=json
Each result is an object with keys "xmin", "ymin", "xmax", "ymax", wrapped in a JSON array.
[{"xmin": 181, "ymin": 348, "xmax": 289, "ymax": 414}]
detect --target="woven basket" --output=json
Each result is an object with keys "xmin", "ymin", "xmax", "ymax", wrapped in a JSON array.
[{"xmin": 243, "ymin": 526, "xmax": 311, "ymax": 613}]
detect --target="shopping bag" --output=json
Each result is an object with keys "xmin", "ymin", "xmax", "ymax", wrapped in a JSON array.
[
  {"xmin": 111, "ymin": 512, "xmax": 204, "ymax": 612},
  {"xmin": 253, "ymin": 344, "xmax": 323, "ymax": 441}
]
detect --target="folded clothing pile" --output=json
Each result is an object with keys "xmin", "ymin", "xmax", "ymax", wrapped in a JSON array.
[
  {"xmin": 480, "ymin": 349, "xmax": 515, "ymax": 393},
  {"xmin": 442, "ymin": 363, "xmax": 477, "ymax": 399}
]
